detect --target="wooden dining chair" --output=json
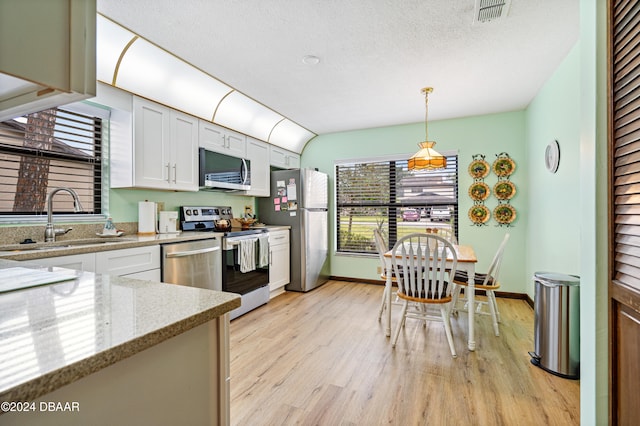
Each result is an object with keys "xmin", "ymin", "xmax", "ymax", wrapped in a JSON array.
[
  {"xmin": 390, "ymin": 233, "xmax": 458, "ymax": 358},
  {"xmin": 374, "ymin": 228, "xmax": 397, "ymax": 321},
  {"xmin": 451, "ymin": 233, "xmax": 510, "ymax": 337},
  {"xmin": 429, "ymin": 227, "xmax": 458, "ymax": 245}
]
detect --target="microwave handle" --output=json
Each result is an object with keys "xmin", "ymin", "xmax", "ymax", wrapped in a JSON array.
[{"xmin": 241, "ymin": 158, "xmax": 249, "ymax": 185}]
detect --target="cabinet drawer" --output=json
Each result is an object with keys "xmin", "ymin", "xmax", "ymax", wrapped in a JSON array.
[
  {"xmin": 96, "ymin": 246, "xmax": 161, "ymax": 276},
  {"xmin": 34, "ymin": 253, "xmax": 96, "ymax": 272},
  {"xmin": 269, "ymin": 230, "xmax": 289, "ymax": 245}
]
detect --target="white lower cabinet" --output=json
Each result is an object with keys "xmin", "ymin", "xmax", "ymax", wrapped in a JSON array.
[
  {"xmin": 30, "ymin": 246, "xmax": 161, "ymax": 278},
  {"xmin": 35, "ymin": 253, "xmax": 96, "ymax": 272},
  {"xmin": 95, "ymin": 246, "xmax": 161, "ymax": 278},
  {"xmin": 269, "ymin": 230, "xmax": 290, "ymax": 294},
  {"xmin": 0, "ymin": 319, "xmax": 229, "ymax": 426}
]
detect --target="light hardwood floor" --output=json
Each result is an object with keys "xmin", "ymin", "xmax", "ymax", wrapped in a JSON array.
[{"xmin": 229, "ymin": 280, "xmax": 579, "ymax": 425}]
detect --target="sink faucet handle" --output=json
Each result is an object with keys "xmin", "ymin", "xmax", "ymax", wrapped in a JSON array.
[
  {"xmin": 58, "ymin": 227, "xmax": 73, "ymax": 236},
  {"xmin": 50, "ymin": 227, "xmax": 73, "ymax": 238}
]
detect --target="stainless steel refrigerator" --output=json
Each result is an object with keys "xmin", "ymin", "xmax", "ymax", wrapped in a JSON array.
[{"xmin": 258, "ymin": 168, "xmax": 328, "ymax": 292}]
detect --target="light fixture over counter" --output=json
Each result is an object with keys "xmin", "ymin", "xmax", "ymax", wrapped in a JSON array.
[
  {"xmin": 96, "ymin": 14, "xmax": 315, "ymax": 153},
  {"xmin": 408, "ymin": 87, "xmax": 446, "ymax": 170}
]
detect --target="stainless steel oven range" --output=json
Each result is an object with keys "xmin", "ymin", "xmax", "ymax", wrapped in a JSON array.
[{"xmin": 179, "ymin": 206, "xmax": 270, "ymax": 320}]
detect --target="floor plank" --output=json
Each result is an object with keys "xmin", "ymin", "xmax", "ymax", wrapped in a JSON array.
[{"xmin": 230, "ymin": 280, "xmax": 580, "ymax": 425}]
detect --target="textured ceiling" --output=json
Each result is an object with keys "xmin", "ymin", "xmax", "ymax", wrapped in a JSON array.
[{"xmin": 97, "ymin": 0, "xmax": 579, "ymax": 137}]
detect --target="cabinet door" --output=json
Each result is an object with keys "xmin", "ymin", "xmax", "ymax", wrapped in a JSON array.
[
  {"xmin": 34, "ymin": 253, "xmax": 96, "ymax": 272},
  {"xmin": 95, "ymin": 246, "xmax": 161, "ymax": 277},
  {"xmin": 199, "ymin": 121, "xmax": 227, "ymax": 153},
  {"xmin": 269, "ymin": 243, "xmax": 290, "ymax": 291},
  {"xmin": 269, "ymin": 231, "xmax": 290, "ymax": 291},
  {"xmin": 225, "ymin": 129, "xmax": 247, "ymax": 158},
  {"xmin": 245, "ymin": 137, "xmax": 270, "ymax": 197},
  {"xmin": 170, "ymin": 111, "xmax": 199, "ymax": 191},
  {"xmin": 270, "ymin": 146, "xmax": 300, "ymax": 169},
  {"xmin": 199, "ymin": 121, "xmax": 246, "ymax": 158},
  {"xmin": 287, "ymin": 153, "xmax": 300, "ymax": 169},
  {"xmin": 133, "ymin": 97, "xmax": 172, "ymax": 189}
]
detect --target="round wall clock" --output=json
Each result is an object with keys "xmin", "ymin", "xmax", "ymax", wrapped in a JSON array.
[{"xmin": 545, "ymin": 140, "xmax": 560, "ymax": 173}]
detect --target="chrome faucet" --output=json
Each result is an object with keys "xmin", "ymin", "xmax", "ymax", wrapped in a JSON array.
[{"xmin": 44, "ymin": 188, "xmax": 83, "ymax": 242}]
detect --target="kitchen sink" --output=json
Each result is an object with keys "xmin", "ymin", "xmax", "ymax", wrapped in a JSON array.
[{"xmin": 0, "ymin": 238, "xmax": 135, "ymax": 253}]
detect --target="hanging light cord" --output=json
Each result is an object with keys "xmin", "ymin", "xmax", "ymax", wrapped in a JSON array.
[{"xmin": 422, "ymin": 87, "xmax": 433, "ymax": 142}]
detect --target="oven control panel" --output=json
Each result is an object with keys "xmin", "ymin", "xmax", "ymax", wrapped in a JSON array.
[{"xmin": 180, "ymin": 206, "xmax": 233, "ymax": 222}]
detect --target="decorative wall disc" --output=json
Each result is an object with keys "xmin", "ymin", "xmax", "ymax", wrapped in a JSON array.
[
  {"xmin": 468, "ymin": 158, "xmax": 490, "ymax": 179},
  {"xmin": 492, "ymin": 156, "xmax": 516, "ymax": 177},
  {"xmin": 493, "ymin": 180, "xmax": 516, "ymax": 200},
  {"xmin": 468, "ymin": 205, "xmax": 490, "ymax": 224},
  {"xmin": 494, "ymin": 204, "xmax": 516, "ymax": 225},
  {"xmin": 469, "ymin": 182, "xmax": 490, "ymax": 201}
]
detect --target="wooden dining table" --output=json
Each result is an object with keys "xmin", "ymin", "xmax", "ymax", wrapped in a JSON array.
[{"xmin": 383, "ymin": 244, "xmax": 479, "ymax": 351}]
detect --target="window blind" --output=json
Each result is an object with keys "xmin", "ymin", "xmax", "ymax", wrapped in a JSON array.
[
  {"xmin": 0, "ymin": 108, "xmax": 102, "ymax": 215},
  {"xmin": 336, "ymin": 155, "xmax": 458, "ymax": 254}
]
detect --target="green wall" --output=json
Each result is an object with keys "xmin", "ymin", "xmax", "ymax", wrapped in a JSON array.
[
  {"xmin": 525, "ymin": 44, "xmax": 581, "ymax": 296},
  {"xmin": 301, "ymin": 5, "xmax": 608, "ymax": 419},
  {"xmin": 108, "ymin": 188, "xmax": 254, "ymax": 224},
  {"xmin": 301, "ymin": 111, "xmax": 527, "ymax": 294}
]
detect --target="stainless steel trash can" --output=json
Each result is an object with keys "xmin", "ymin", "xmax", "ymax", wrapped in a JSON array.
[{"xmin": 529, "ymin": 272, "xmax": 580, "ymax": 379}]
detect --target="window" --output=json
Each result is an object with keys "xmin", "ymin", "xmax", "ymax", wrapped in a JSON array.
[
  {"xmin": 336, "ymin": 153, "xmax": 458, "ymax": 254},
  {"xmin": 0, "ymin": 107, "xmax": 102, "ymax": 218}
]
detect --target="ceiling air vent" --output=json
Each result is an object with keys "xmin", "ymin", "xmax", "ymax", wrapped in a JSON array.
[{"xmin": 474, "ymin": 0, "xmax": 512, "ymax": 23}]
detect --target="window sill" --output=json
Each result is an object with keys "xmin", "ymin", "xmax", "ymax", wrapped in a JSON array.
[{"xmin": 0, "ymin": 214, "xmax": 107, "ymax": 225}]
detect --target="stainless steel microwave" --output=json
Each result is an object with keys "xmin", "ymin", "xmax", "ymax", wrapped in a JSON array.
[{"xmin": 199, "ymin": 148, "xmax": 251, "ymax": 191}]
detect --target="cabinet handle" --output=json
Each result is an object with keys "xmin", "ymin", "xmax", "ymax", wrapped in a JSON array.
[
  {"xmin": 165, "ymin": 246, "xmax": 220, "ymax": 258},
  {"xmin": 166, "ymin": 163, "xmax": 171, "ymax": 183},
  {"xmin": 269, "ymin": 250, "xmax": 272, "ymax": 266},
  {"xmin": 172, "ymin": 164, "xmax": 177, "ymax": 183}
]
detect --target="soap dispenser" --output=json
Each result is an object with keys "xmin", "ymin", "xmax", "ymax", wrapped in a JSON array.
[{"xmin": 102, "ymin": 217, "xmax": 117, "ymax": 235}]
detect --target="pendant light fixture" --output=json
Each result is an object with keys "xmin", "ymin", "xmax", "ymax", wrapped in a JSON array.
[{"xmin": 408, "ymin": 87, "xmax": 447, "ymax": 170}]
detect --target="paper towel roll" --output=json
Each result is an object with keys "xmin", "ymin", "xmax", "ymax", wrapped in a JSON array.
[{"xmin": 138, "ymin": 201, "xmax": 157, "ymax": 235}]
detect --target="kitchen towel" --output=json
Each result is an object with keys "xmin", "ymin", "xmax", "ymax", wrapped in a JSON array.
[
  {"xmin": 239, "ymin": 238, "xmax": 256, "ymax": 273},
  {"xmin": 258, "ymin": 235, "xmax": 269, "ymax": 268}
]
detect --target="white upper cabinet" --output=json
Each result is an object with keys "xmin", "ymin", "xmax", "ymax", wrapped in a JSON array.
[
  {"xmin": 0, "ymin": 0, "xmax": 96, "ymax": 121},
  {"xmin": 170, "ymin": 111, "xmax": 199, "ymax": 190},
  {"xmin": 245, "ymin": 137, "xmax": 270, "ymax": 197},
  {"xmin": 270, "ymin": 146, "xmax": 300, "ymax": 169},
  {"xmin": 130, "ymin": 96, "xmax": 198, "ymax": 191},
  {"xmin": 199, "ymin": 121, "xmax": 246, "ymax": 158}
]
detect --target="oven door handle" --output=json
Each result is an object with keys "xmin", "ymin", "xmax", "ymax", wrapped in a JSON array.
[{"xmin": 165, "ymin": 246, "xmax": 220, "ymax": 258}]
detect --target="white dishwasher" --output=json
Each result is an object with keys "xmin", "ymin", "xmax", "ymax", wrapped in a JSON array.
[{"xmin": 161, "ymin": 238, "xmax": 222, "ymax": 290}]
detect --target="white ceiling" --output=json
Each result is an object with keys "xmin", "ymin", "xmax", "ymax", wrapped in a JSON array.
[{"xmin": 97, "ymin": 0, "xmax": 579, "ymax": 138}]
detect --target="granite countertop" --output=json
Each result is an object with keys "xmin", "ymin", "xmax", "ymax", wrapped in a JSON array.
[
  {"xmin": 0, "ymin": 231, "xmax": 222, "ymax": 261},
  {"xmin": 0, "ymin": 259, "xmax": 241, "ymax": 404},
  {"xmin": 0, "ymin": 227, "xmax": 289, "ymax": 261}
]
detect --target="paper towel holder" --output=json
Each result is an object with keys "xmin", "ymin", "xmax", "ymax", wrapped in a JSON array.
[{"xmin": 138, "ymin": 200, "xmax": 157, "ymax": 235}]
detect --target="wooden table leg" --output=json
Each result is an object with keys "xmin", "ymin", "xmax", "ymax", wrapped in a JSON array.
[
  {"xmin": 467, "ymin": 265, "xmax": 476, "ymax": 351},
  {"xmin": 385, "ymin": 272, "xmax": 392, "ymax": 337}
]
